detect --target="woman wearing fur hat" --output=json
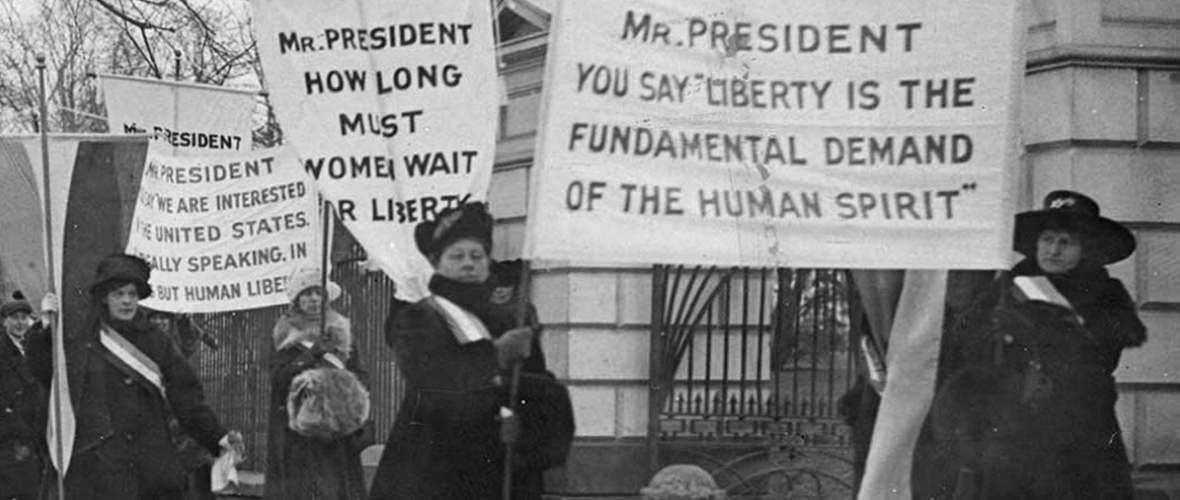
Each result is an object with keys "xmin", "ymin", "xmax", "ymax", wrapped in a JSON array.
[
  {"xmin": 26, "ymin": 253, "xmax": 244, "ymax": 500},
  {"xmin": 368, "ymin": 202, "xmax": 546, "ymax": 500},
  {"xmin": 914, "ymin": 191, "xmax": 1145, "ymax": 500},
  {"xmin": 265, "ymin": 268, "xmax": 368, "ymax": 500}
]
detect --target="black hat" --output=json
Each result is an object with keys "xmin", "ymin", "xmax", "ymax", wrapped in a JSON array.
[
  {"xmin": 88, "ymin": 254, "xmax": 153, "ymax": 298},
  {"xmin": 1014, "ymin": 190, "xmax": 1136, "ymax": 265},
  {"xmin": 491, "ymin": 259, "xmax": 524, "ymax": 287},
  {"xmin": 0, "ymin": 291, "xmax": 33, "ymax": 318},
  {"xmin": 414, "ymin": 202, "xmax": 493, "ymax": 259}
]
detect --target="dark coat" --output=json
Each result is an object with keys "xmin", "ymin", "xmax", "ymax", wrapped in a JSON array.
[
  {"xmin": 368, "ymin": 293, "xmax": 548, "ymax": 500},
  {"xmin": 27, "ymin": 316, "xmax": 226, "ymax": 500},
  {"xmin": 264, "ymin": 340, "xmax": 367, "ymax": 500},
  {"xmin": 913, "ymin": 261, "xmax": 1145, "ymax": 500},
  {"xmin": 0, "ymin": 335, "xmax": 47, "ymax": 500}
]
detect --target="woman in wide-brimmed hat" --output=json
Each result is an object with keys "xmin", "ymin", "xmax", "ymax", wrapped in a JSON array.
[
  {"xmin": 27, "ymin": 253, "xmax": 244, "ymax": 500},
  {"xmin": 265, "ymin": 267, "xmax": 369, "ymax": 500},
  {"xmin": 914, "ymin": 191, "xmax": 1146, "ymax": 500},
  {"xmin": 367, "ymin": 202, "xmax": 551, "ymax": 500}
]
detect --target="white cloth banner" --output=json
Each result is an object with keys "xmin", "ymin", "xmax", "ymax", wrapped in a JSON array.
[
  {"xmin": 126, "ymin": 148, "xmax": 321, "ymax": 313},
  {"xmin": 252, "ymin": 0, "xmax": 500, "ymax": 300},
  {"xmin": 858, "ymin": 270, "xmax": 947, "ymax": 500},
  {"xmin": 524, "ymin": 0, "xmax": 1025, "ymax": 269},
  {"xmin": 101, "ymin": 74, "xmax": 256, "ymax": 155}
]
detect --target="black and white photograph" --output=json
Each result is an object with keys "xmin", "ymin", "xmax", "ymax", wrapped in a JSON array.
[{"xmin": 0, "ymin": 0, "xmax": 1178, "ymax": 499}]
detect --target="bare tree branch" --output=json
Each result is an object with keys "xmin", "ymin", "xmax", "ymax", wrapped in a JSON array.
[{"xmin": 92, "ymin": 0, "xmax": 174, "ymax": 31}]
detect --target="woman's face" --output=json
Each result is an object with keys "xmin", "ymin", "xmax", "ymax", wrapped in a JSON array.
[
  {"xmin": 3, "ymin": 312, "xmax": 31, "ymax": 339},
  {"xmin": 296, "ymin": 288, "xmax": 324, "ymax": 315},
  {"xmin": 1036, "ymin": 229, "xmax": 1084, "ymax": 274},
  {"xmin": 434, "ymin": 238, "xmax": 489, "ymax": 284},
  {"xmin": 105, "ymin": 283, "xmax": 141, "ymax": 321}
]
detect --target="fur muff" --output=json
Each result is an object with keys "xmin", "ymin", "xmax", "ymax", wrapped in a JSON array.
[{"xmin": 287, "ymin": 367, "xmax": 370, "ymax": 440}]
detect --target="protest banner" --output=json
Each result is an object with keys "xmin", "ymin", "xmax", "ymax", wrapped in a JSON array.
[
  {"xmin": 252, "ymin": 0, "xmax": 500, "ymax": 300},
  {"xmin": 101, "ymin": 74, "xmax": 256, "ymax": 155},
  {"xmin": 0, "ymin": 135, "xmax": 149, "ymax": 308},
  {"xmin": 1, "ymin": 134, "xmax": 151, "ymax": 473},
  {"xmin": 523, "ymin": 0, "xmax": 1025, "ymax": 269},
  {"xmin": 125, "ymin": 148, "xmax": 321, "ymax": 313}
]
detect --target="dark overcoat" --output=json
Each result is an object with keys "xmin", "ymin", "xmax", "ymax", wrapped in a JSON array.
[
  {"xmin": 0, "ymin": 335, "xmax": 47, "ymax": 500},
  {"xmin": 913, "ymin": 261, "xmax": 1146, "ymax": 500},
  {"xmin": 27, "ymin": 317, "xmax": 226, "ymax": 500},
  {"xmin": 264, "ymin": 343, "xmax": 367, "ymax": 500},
  {"xmin": 367, "ymin": 295, "xmax": 548, "ymax": 500}
]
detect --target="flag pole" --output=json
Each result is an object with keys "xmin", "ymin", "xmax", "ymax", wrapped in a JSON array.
[
  {"xmin": 319, "ymin": 196, "xmax": 332, "ymax": 336},
  {"xmin": 37, "ymin": 53, "xmax": 67, "ymax": 500},
  {"xmin": 502, "ymin": 259, "xmax": 532, "ymax": 500}
]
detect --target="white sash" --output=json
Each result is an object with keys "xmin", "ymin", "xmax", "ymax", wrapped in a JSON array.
[
  {"xmin": 99, "ymin": 324, "xmax": 166, "ymax": 398},
  {"xmin": 429, "ymin": 295, "xmax": 491, "ymax": 344},
  {"xmin": 1012, "ymin": 275, "xmax": 1085, "ymax": 324}
]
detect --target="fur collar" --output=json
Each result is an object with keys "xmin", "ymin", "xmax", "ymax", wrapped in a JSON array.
[{"xmin": 273, "ymin": 309, "xmax": 351, "ymax": 359}]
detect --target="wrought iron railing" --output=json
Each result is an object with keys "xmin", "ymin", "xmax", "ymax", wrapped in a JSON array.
[{"xmin": 652, "ymin": 266, "xmax": 861, "ymax": 444}]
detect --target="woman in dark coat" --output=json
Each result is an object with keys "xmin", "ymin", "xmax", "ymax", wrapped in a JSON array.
[
  {"xmin": 915, "ymin": 191, "xmax": 1145, "ymax": 500},
  {"xmin": 367, "ymin": 202, "xmax": 544, "ymax": 500},
  {"xmin": 265, "ymin": 268, "xmax": 368, "ymax": 500},
  {"xmin": 28, "ymin": 254, "xmax": 244, "ymax": 500},
  {"xmin": 0, "ymin": 292, "xmax": 48, "ymax": 500}
]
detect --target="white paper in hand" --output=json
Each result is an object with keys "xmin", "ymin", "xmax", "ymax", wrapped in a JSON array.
[{"xmin": 211, "ymin": 448, "xmax": 241, "ymax": 492}]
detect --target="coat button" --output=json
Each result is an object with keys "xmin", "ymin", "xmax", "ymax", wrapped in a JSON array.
[
  {"xmin": 125, "ymin": 432, "xmax": 134, "ymax": 441},
  {"xmin": 123, "ymin": 377, "xmax": 134, "ymax": 386},
  {"xmin": 3, "ymin": 407, "xmax": 12, "ymax": 414}
]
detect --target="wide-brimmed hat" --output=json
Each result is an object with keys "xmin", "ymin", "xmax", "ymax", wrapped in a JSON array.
[
  {"xmin": 1014, "ymin": 190, "xmax": 1136, "ymax": 265},
  {"xmin": 414, "ymin": 202, "xmax": 493, "ymax": 259},
  {"xmin": 285, "ymin": 267, "xmax": 342, "ymax": 303},
  {"xmin": 89, "ymin": 254, "xmax": 153, "ymax": 298},
  {"xmin": 1, "ymin": 291, "xmax": 33, "ymax": 318}
]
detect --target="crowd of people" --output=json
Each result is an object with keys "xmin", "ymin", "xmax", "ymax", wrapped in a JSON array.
[
  {"xmin": 0, "ymin": 201, "xmax": 572, "ymax": 500},
  {"xmin": 0, "ymin": 192, "xmax": 1148, "ymax": 500}
]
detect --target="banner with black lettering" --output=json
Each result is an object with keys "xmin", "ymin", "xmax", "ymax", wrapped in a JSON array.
[
  {"xmin": 524, "ymin": 0, "xmax": 1025, "ymax": 269},
  {"xmin": 252, "ymin": 0, "xmax": 499, "ymax": 300},
  {"xmin": 125, "ymin": 149, "xmax": 321, "ymax": 313},
  {"xmin": 101, "ymin": 74, "xmax": 256, "ymax": 156}
]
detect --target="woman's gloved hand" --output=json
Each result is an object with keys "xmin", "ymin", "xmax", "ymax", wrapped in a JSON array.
[
  {"xmin": 493, "ymin": 327, "xmax": 534, "ymax": 368},
  {"xmin": 40, "ymin": 293, "xmax": 59, "ymax": 314},
  {"xmin": 220, "ymin": 430, "xmax": 246, "ymax": 460}
]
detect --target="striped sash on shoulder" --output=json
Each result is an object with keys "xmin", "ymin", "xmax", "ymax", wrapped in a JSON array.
[{"xmin": 99, "ymin": 324, "xmax": 166, "ymax": 401}]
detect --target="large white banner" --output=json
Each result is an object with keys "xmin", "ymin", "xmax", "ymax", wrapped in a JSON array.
[
  {"xmin": 126, "ymin": 149, "xmax": 321, "ymax": 313},
  {"xmin": 101, "ymin": 74, "xmax": 256, "ymax": 155},
  {"xmin": 252, "ymin": 0, "xmax": 500, "ymax": 300},
  {"xmin": 524, "ymin": 0, "xmax": 1025, "ymax": 269}
]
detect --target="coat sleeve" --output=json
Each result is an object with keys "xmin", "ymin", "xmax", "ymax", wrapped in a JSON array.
[
  {"xmin": 24, "ymin": 322, "xmax": 52, "ymax": 389},
  {"xmin": 387, "ymin": 303, "xmax": 500, "ymax": 391},
  {"xmin": 1083, "ymin": 278, "xmax": 1147, "ymax": 350},
  {"xmin": 270, "ymin": 345, "xmax": 321, "ymax": 399},
  {"xmin": 162, "ymin": 340, "xmax": 226, "ymax": 454}
]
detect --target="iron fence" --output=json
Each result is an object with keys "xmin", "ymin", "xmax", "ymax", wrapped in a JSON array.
[{"xmin": 654, "ymin": 266, "xmax": 861, "ymax": 445}]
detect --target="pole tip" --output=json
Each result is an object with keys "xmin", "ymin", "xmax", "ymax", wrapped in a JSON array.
[
  {"xmin": 174, "ymin": 49, "xmax": 182, "ymax": 57},
  {"xmin": 35, "ymin": 54, "xmax": 46, "ymax": 66}
]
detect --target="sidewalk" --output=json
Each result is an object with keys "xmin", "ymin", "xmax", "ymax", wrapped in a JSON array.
[
  {"xmin": 1135, "ymin": 470, "xmax": 1180, "ymax": 500},
  {"xmin": 215, "ymin": 468, "xmax": 1180, "ymax": 499}
]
